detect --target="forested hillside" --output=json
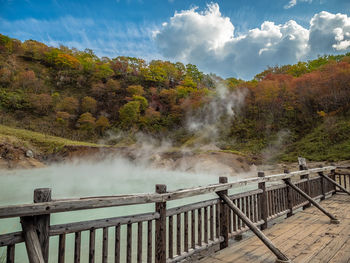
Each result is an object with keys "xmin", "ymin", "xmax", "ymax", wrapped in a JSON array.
[{"xmin": 0, "ymin": 33, "xmax": 349, "ymax": 162}]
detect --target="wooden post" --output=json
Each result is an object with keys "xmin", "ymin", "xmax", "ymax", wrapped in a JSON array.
[
  {"xmin": 155, "ymin": 184, "xmax": 167, "ymax": 263},
  {"xmin": 33, "ymin": 188, "xmax": 51, "ymax": 263},
  {"xmin": 319, "ymin": 171, "xmax": 326, "ymax": 200},
  {"xmin": 284, "ymin": 170, "xmax": 293, "ymax": 218},
  {"xmin": 217, "ymin": 192, "xmax": 291, "ymax": 263},
  {"xmin": 20, "ymin": 216, "xmax": 45, "ymax": 263},
  {"xmin": 258, "ymin": 172, "xmax": 268, "ymax": 230},
  {"xmin": 283, "ymin": 179, "xmax": 339, "ymax": 224},
  {"xmin": 330, "ymin": 169, "xmax": 337, "ymax": 195},
  {"xmin": 217, "ymin": 177, "xmax": 229, "ymax": 249},
  {"xmin": 299, "ymin": 165, "xmax": 311, "ymax": 210}
]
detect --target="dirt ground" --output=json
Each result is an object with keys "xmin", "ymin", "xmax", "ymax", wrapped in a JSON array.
[{"xmin": 1, "ymin": 143, "xmax": 348, "ymax": 177}]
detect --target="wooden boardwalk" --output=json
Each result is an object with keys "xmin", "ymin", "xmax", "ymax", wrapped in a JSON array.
[{"xmin": 199, "ymin": 194, "xmax": 350, "ymax": 263}]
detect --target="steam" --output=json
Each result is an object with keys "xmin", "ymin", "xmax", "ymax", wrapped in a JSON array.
[
  {"xmin": 262, "ymin": 129, "xmax": 291, "ymax": 163},
  {"xmin": 186, "ymin": 80, "xmax": 247, "ymax": 145}
]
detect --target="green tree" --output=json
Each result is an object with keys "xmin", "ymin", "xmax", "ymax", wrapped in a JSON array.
[
  {"xmin": 132, "ymin": 95, "xmax": 148, "ymax": 111},
  {"xmin": 119, "ymin": 101, "xmax": 140, "ymax": 129}
]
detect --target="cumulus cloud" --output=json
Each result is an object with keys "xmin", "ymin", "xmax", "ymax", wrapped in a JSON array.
[
  {"xmin": 309, "ymin": 11, "xmax": 350, "ymax": 52},
  {"xmin": 154, "ymin": 4, "xmax": 350, "ymax": 79}
]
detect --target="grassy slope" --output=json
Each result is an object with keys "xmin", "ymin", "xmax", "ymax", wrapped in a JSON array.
[
  {"xmin": 0, "ymin": 118, "xmax": 349, "ymax": 163},
  {"xmin": 280, "ymin": 119, "xmax": 350, "ymax": 162},
  {"xmin": 0, "ymin": 124, "xmax": 103, "ymax": 154}
]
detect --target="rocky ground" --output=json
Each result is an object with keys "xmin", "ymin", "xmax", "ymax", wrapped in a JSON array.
[{"xmin": 1, "ymin": 142, "xmax": 348, "ymax": 177}]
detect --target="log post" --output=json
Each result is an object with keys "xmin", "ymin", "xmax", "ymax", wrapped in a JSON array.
[
  {"xmin": 330, "ymin": 168, "xmax": 337, "ymax": 195},
  {"xmin": 283, "ymin": 179, "xmax": 339, "ymax": 224},
  {"xmin": 155, "ymin": 184, "xmax": 167, "ymax": 263},
  {"xmin": 217, "ymin": 192, "xmax": 291, "ymax": 263},
  {"xmin": 20, "ymin": 216, "xmax": 45, "ymax": 263},
  {"xmin": 217, "ymin": 177, "xmax": 229, "ymax": 249},
  {"xmin": 284, "ymin": 170, "xmax": 293, "ymax": 218},
  {"xmin": 299, "ymin": 166, "xmax": 311, "ymax": 210},
  {"xmin": 319, "ymin": 171, "xmax": 326, "ymax": 200},
  {"xmin": 258, "ymin": 172, "xmax": 268, "ymax": 230},
  {"xmin": 33, "ymin": 188, "xmax": 51, "ymax": 263},
  {"xmin": 319, "ymin": 171, "xmax": 350, "ymax": 195}
]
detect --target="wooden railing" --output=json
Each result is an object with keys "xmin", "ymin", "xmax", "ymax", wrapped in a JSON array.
[{"xmin": 0, "ymin": 165, "xmax": 349, "ymax": 263}]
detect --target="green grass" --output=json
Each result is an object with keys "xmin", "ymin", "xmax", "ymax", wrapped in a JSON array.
[
  {"xmin": 280, "ymin": 119, "xmax": 350, "ymax": 162},
  {"xmin": 0, "ymin": 124, "xmax": 105, "ymax": 154}
]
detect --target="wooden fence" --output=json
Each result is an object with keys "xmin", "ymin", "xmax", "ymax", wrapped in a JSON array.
[{"xmin": 0, "ymin": 165, "xmax": 349, "ymax": 263}]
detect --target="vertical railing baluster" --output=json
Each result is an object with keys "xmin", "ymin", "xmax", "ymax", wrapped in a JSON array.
[
  {"xmin": 74, "ymin": 232, "xmax": 81, "ymax": 263},
  {"xmin": 232, "ymin": 199, "xmax": 237, "ymax": 232},
  {"xmin": 6, "ymin": 245, "xmax": 15, "ymax": 263},
  {"xmin": 102, "ymin": 227, "xmax": 108, "ymax": 263},
  {"xmin": 191, "ymin": 210, "xmax": 196, "ymax": 249},
  {"xmin": 137, "ymin": 222, "xmax": 143, "ymax": 263},
  {"xmin": 169, "ymin": 215, "xmax": 173, "ymax": 258},
  {"xmin": 204, "ymin": 207, "xmax": 208, "ymax": 244},
  {"xmin": 176, "ymin": 213, "xmax": 181, "ymax": 256},
  {"xmin": 147, "ymin": 221, "xmax": 152, "ymax": 263},
  {"xmin": 198, "ymin": 208, "xmax": 202, "ymax": 247},
  {"xmin": 126, "ymin": 224, "xmax": 132, "ymax": 263},
  {"xmin": 89, "ymin": 229, "xmax": 95, "ymax": 263},
  {"xmin": 210, "ymin": 205, "xmax": 214, "ymax": 241},
  {"xmin": 184, "ymin": 212, "xmax": 189, "ymax": 252},
  {"xmin": 59, "ymin": 233, "xmax": 66, "ymax": 263},
  {"xmin": 115, "ymin": 224, "xmax": 121, "ymax": 263},
  {"xmin": 215, "ymin": 204, "xmax": 220, "ymax": 239}
]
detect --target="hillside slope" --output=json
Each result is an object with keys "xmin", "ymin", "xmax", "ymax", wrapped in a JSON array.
[{"xmin": 0, "ymin": 34, "xmax": 349, "ymax": 162}]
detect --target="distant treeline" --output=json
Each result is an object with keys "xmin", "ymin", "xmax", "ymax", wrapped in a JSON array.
[{"xmin": 0, "ymin": 33, "xmax": 349, "ymax": 161}]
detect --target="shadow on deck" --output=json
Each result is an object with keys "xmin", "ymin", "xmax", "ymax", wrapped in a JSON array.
[{"xmin": 199, "ymin": 194, "xmax": 350, "ymax": 263}]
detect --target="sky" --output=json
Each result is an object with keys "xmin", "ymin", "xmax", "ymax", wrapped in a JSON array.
[{"xmin": 1, "ymin": 0, "xmax": 350, "ymax": 79}]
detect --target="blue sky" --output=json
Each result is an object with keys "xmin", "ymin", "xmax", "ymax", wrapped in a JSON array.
[{"xmin": 1, "ymin": 0, "xmax": 350, "ymax": 79}]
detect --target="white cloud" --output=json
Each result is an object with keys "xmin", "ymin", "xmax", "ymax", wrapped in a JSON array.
[
  {"xmin": 284, "ymin": 0, "xmax": 312, "ymax": 9},
  {"xmin": 309, "ymin": 11, "xmax": 350, "ymax": 53},
  {"xmin": 154, "ymin": 4, "xmax": 350, "ymax": 79}
]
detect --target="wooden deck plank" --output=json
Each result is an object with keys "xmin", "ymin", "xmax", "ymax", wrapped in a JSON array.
[
  {"xmin": 328, "ymin": 237, "xmax": 350, "ymax": 263},
  {"xmin": 199, "ymin": 194, "xmax": 350, "ymax": 263},
  {"xmin": 206, "ymin": 210, "xmax": 323, "ymax": 262}
]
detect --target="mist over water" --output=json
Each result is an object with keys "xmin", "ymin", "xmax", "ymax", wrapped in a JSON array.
[{"xmin": 0, "ymin": 156, "xmax": 255, "ymax": 262}]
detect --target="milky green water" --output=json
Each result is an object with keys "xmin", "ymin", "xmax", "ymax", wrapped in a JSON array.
[{"xmin": 0, "ymin": 157, "xmax": 253, "ymax": 262}]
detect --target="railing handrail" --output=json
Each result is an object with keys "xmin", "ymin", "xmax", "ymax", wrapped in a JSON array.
[{"xmin": 0, "ymin": 166, "xmax": 335, "ymax": 219}]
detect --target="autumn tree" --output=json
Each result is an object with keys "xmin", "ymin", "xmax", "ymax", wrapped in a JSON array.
[
  {"xmin": 57, "ymin": 97, "xmax": 79, "ymax": 114},
  {"xmin": 77, "ymin": 112, "xmax": 96, "ymax": 131},
  {"xmin": 96, "ymin": 116, "xmax": 111, "ymax": 134},
  {"xmin": 29, "ymin": 94, "xmax": 53, "ymax": 115},
  {"xmin": 127, "ymin": 85, "xmax": 144, "ymax": 96},
  {"xmin": 17, "ymin": 70, "xmax": 37, "ymax": 89},
  {"xmin": 56, "ymin": 53, "xmax": 80, "ymax": 69},
  {"xmin": 56, "ymin": 111, "xmax": 71, "ymax": 132},
  {"xmin": 81, "ymin": 96, "xmax": 97, "ymax": 114},
  {"xmin": 106, "ymin": 79, "xmax": 121, "ymax": 92}
]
